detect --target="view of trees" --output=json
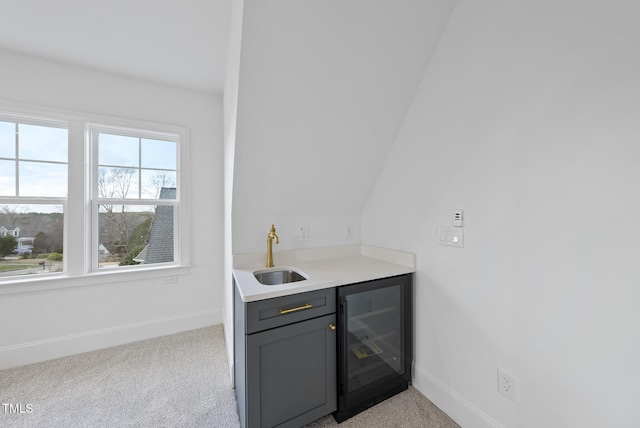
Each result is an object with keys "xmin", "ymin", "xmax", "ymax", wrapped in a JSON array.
[
  {"xmin": 0, "ymin": 207, "xmax": 63, "ymax": 255},
  {"xmin": 0, "ymin": 235, "xmax": 17, "ymax": 257},
  {"xmin": 98, "ymin": 167, "xmax": 174, "ymax": 266},
  {"xmin": 99, "ymin": 167, "xmax": 137, "ymax": 253},
  {"xmin": 0, "ymin": 167, "xmax": 174, "ymax": 274},
  {"xmin": 118, "ymin": 221, "xmax": 150, "ymax": 265},
  {"xmin": 0, "ymin": 121, "xmax": 178, "ymax": 277}
]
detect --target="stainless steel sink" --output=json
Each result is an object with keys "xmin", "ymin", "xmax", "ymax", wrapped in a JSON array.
[{"xmin": 253, "ymin": 269, "xmax": 307, "ymax": 285}]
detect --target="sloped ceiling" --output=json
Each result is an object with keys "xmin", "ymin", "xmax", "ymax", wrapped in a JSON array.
[
  {"xmin": 232, "ymin": 0, "xmax": 457, "ymax": 217},
  {"xmin": 0, "ymin": 0, "xmax": 232, "ymax": 94}
]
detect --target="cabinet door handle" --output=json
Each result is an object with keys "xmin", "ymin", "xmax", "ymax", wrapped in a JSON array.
[
  {"xmin": 329, "ymin": 324, "xmax": 336, "ymax": 331},
  {"xmin": 279, "ymin": 303, "xmax": 312, "ymax": 314}
]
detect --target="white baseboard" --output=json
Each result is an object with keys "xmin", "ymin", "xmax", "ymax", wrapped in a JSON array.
[
  {"xmin": 0, "ymin": 309, "xmax": 221, "ymax": 370},
  {"xmin": 412, "ymin": 362, "xmax": 502, "ymax": 428}
]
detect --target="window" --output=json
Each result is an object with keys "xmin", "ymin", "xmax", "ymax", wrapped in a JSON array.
[
  {"xmin": 0, "ymin": 116, "xmax": 67, "ymax": 277},
  {"xmin": 0, "ymin": 104, "xmax": 187, "ymax": 285},
  {"xmin": 90, "ymin": 126, "xmax": 179, "ymax": 270}
]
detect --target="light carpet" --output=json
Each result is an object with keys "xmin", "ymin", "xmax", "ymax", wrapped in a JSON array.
[{"xmin": 0, "ymin": 325, "xmax": 458, "ymax": 428}]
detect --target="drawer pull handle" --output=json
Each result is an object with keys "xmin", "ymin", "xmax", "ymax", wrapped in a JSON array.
[{"xmin": 279, "ymin": 303, "xmax": 312, "ymax": 314}]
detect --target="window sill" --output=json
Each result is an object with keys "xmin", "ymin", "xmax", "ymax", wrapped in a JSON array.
[{"xmin": 0, "ymin": 265, "xmax": 191, "ymax": 296}]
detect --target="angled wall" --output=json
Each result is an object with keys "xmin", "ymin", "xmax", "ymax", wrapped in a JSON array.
[
  {"xmin": 362, "ymin": 1, "xmax": 640, "ymax": 426},
  {"xmin": 231, "ymin": 0, "xmax": 456, "ymax": 255}
]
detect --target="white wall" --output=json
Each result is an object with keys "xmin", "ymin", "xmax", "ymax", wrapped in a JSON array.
[
  {"xmin": 0, "ymin": 49, "xmax": 225, "ymax": 369},
  {"xmin": 231, "ymin": 0, "xmax": 455, "ymax": 255},
  {"xmin": 223, "ymin": 0, "xmax": 245, "ymax": 377},
  {"xmin": 362, "ymin": 1, "xmax": 640, "ymax": 427}
]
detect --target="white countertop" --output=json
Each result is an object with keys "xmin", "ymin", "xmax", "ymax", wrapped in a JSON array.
[{"xmin": 233, "ymin": 245, "xmax": 415, "ymax": 302}]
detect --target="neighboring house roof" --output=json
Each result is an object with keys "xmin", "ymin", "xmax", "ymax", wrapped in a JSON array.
[
  {"xmin": 0, "ymin": 226, "xmax": 20, "ymax": 236},
  {"xmin": 136, "ymin": 187, "xmax": 175, "ymax": 264},
  {"xmin": 132, "ymin": 244, "xmax": 148, "ymax": 263}
]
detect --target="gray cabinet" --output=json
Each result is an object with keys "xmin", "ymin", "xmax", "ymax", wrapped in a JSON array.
[{"xmin": 235, "ymin": 286, "xmax": 337, "ymax": 428}]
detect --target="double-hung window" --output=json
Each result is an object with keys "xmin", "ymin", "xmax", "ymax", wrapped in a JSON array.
[
  {"xmin": 89, "ymin": 125, "xmax": 180, "ymax": 270},
  {"xmin": 0, "ymin": 103, "xmax": 187, "ymax": 284},
  {"xmin": 0, "ymin": 116, "xmax": 67, "ymax": 276}
]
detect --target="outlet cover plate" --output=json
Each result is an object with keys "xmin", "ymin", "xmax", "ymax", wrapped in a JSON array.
[
  {"xmin": 298, "ymin": 226, "xmax": 309, "ymax": 242},
  {"xmin": 497, "ymin": 368, "xmax": 517, "ymax": 401}
]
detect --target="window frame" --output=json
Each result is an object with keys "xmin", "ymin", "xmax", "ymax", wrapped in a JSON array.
[
  {"xmin": 0, "ymin": 101, "xmax": 190, "ymax": 295},
  {"xmin": 88, "ymin": 123, "xmax": 182, "ymax": 272},
  {"xmin": 0, "ymin": 112, "xmax": 69, "ymax": 275}
]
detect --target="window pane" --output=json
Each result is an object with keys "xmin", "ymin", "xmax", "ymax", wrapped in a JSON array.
[
  {"xmin": 19, "ymin": 161, "xmax": 68, "ymax": 197},
  {"xmin": 98, "ymin": 167, "xmax": 139, "ymax": 199},
  {"xmin": 141, "ymin": 170, "xmax": 176, "ymax": 199},
  {"xmin": 0, "ymin": 121, "xmax": 15, "ymax": 158},
  {"xmin": 19, "ymin": 124, "xmax": 68, "ymax": 163},
  {"xmin": 92, "ymin": 124, "xmax": 180, "ymax": 273},
  {"xmin": 99, "ymin": 133, "xmax": 138, "ymax": 167},
  {"xmin": 0, "ymin": 204, "xmax": 64, "ymax": 278},
  {"xmin": 0, "ymin": 160, "xmax": 16, "ymax": 196},
  {"xmin": 141, "ymin": 139, "xmax": 176, "ymax": 169},
  {"xmin": 98, "ymin": 204, "xmax": 173, "ymax": 268}
]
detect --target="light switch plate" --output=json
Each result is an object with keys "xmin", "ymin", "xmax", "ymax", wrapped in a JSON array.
[{"xmin": 437, "ymin": 226, "xmax": 464, "ymax": 248}]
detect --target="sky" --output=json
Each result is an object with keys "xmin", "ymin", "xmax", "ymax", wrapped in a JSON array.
[
  {"xmin": 0, "ymin": 122, "xmax": 68, "ymax": 199},
  {"xmin": 0, "ymin": 121, "xmax": 177, "ymax": 213}
]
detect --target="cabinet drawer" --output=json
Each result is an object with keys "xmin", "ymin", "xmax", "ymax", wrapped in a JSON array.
[{"xmin": 246, "ymin": 287, "xmax": 335, "ymax": 334}]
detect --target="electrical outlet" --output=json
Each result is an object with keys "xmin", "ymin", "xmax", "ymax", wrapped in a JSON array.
[
  {"xmin": 497, "ymin": 368, "xmax": 517, "ymax": 401},
  {"xmin": 298, "ymin": 226, "xmax": 309, "ymax": 242},
  {"xmin": 346, "ymin": 224, "xmax": 354, "ymax": 240}
]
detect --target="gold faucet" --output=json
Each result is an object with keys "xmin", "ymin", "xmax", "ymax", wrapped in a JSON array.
[{"xmin": 266, "ymin": 224, "xmax": 279, "ymax": 267}]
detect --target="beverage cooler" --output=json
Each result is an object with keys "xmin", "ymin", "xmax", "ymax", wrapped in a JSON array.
[{"xmin": 334, "ymin": 273, "xmax": 413, "ymax": 423}]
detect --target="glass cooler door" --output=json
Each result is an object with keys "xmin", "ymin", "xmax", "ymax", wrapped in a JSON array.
[{"xmin": 342, "ymin": 281, "xmax": 405, "ymax": 396}]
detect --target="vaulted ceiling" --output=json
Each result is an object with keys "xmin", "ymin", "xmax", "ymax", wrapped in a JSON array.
[
  {"xmin": 232, "ymin": 0, "xmax": 457, "ymax": 218},
  {"xmin": 0, "ymin": 0, "xmax": 232, "ymax": 94},
  {"xmin": 1, "ymin": 0, "xmax": 458, "ymax": 224}
]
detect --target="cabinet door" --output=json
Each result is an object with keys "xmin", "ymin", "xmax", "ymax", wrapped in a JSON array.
[{"xmin": 246, "ymin": 314, "xmax": 337, "ymax": 428}]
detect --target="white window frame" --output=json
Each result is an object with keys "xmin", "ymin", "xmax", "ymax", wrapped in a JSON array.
[
  {"xmin": 88, "ymin": 123, "xmax": 183, "ymax": 272},
  {"xmin": 0, "ymin": 111, "xmax": 69, "ymax": 265},
  {"xmin": 0, "ymin": 101, "xmax": 190, "ymax": 295}
]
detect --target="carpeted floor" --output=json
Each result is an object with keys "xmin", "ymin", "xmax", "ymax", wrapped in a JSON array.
[
  {"xmin": 304, "ymin": 386, "xmax": 460, "ymax": 428},
  {"xmin": 0, "ymin": 325, "xmax": 459, "ymax": 428}
]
